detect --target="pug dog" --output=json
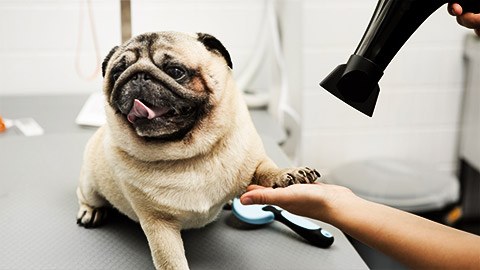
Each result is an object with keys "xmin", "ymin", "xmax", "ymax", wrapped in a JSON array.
[{"xmin": 76, "ymin": 31, "xmax": 320, "ymax": 270}]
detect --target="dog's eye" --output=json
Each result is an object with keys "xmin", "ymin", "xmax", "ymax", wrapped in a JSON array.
[
  {"xmin": 112, "ymin": 71, "xmax": 122, "ymax": 81},
  {"xmin": 165, "ymin": 67, "xmax": 186, "ymax": 80}
]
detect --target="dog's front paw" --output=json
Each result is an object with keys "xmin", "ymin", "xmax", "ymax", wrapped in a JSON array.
[
  {"xmin": 274, "ymin": 167, "xmax": 321, "ymax": 188},
  {"xmin": 76, "ymin": 203, "xmax": 108, "ymax": 228}
]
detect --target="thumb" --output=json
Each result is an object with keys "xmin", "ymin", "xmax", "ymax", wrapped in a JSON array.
[{"xmin": 240, "ymin": 188, "xmax": 281, "ymax": 206}]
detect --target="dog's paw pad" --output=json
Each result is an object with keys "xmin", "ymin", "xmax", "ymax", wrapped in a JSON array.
[{"xmin": 76, "ymin": 204, "xmax": 108, "ymax": 228}]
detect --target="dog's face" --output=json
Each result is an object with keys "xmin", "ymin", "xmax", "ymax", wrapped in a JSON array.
[{"xmin": 102, "ymin": 32, "xmax": 233, "ymax": 142}]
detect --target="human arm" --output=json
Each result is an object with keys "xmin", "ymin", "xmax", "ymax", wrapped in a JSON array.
[
  {"xmin": 240, "ymin": 183, "xmax": 480, "ymax": 269},
  {"xmin": 448, "ymin": 3, "xmax": 480, "ymax": 37}
]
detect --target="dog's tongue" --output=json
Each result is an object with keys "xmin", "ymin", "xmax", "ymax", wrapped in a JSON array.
[{"xmin": 127, "ymin": 99, "xmax": 170, "ymax": 123}]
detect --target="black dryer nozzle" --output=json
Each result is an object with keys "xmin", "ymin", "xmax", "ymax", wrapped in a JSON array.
[{"xmin": 320, "ymin": 54, "xmax": 383, "ymax": 117}]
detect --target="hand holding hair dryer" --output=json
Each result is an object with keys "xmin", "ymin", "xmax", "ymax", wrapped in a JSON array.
[{"xmin": 320, "ymin": 0, "xmax": 480, "ymax": 117}]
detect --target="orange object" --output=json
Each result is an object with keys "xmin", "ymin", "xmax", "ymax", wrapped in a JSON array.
[
  {"xmin": 0, "ymin": 115, "xmax": 6, "ymax": 132},
  {"xmin": 445, "ymin": 206, "xmax": 463, "ymax": 225}
]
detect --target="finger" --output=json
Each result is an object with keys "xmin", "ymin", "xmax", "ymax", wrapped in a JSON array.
[
  {"xmin": 457, "ymin": 12, "xmax": 480, "ymax": 29},
  {"xmin": 448, "ymin": 3, "xmax": 463, "ymax": 16}
]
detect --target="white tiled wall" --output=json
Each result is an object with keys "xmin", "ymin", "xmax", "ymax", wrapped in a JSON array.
[
  {"xmin": 0, "ymin": 0, "xmax": 120, "ymax": 95},
  {"xmin": 0, "ymin": 0, "xmax": 268, "ymax": 95},
  {"xmin": 0, "ymin": 0, "xmax": 470, "ymax": 175}
]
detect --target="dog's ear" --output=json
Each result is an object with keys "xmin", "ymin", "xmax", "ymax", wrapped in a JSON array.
[
  {"xmin": 102, "ymin": 46, "xmax": 119, "ymax": 77},
  {"xmin": 197, "ymin": 33, "xmax": 233, "ymax": 69}
]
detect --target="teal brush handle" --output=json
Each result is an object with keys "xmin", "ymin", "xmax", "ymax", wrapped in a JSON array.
[{"xmin": 262, "ymin": 206, "xmax": 334, "ymax": 248}]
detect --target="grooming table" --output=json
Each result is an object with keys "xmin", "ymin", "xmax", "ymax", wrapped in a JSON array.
[{"xmin": 0, "ymin": 95, "xmax": 367, "ymax": 269}]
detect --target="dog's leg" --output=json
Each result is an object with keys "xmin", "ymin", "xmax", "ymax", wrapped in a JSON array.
[
  {"xmin": 76, "ymin": 169, "xmax": 110, "ymax": 229},
  {"xmin": 76, "ymin": 127, "xmax": 110, "ymax": 228},
  {"xmin": 138, "ymin": 215, "xmax": 189, "ymax": 270},
  {"xmin": 253, "ymin": 157, "xmax": 320, "ymax": 188}
]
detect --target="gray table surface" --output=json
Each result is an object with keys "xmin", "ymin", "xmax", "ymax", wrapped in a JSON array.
[{"xmin": 0, "ymin": 94, "xmax": 368, "ymax": 269}]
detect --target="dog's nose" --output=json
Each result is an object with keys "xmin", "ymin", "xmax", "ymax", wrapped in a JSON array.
[{"xmin": 132, "ymin": 72, "xmax": 151, "ymax": 84}]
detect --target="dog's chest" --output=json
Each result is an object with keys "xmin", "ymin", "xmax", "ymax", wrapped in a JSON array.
[{"xmin": 107, "ymin": 148, "xmax": 254, "ymax": 223}]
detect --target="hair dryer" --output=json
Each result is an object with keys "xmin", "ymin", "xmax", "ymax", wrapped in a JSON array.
[{"xmin": 320, "ymin": 0, "xmax": 480, "ymax": 117}]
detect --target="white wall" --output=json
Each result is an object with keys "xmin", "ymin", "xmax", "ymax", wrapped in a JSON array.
[
  {"xmin": 0, "ymin": 0, "xmax": 120, "ymax": 95},
  {"xmin": 0, "ymin": 0, "xmax": 270, "ymax": 96},
  {"xmin": 0, "ymin": 0, "xmax": 470, "ymax": 175}
]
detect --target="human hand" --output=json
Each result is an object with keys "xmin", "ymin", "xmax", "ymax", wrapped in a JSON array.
[
  {"xmin": 448, "ymin": 3, "xmax": 480, "ymax": 37},
  {"xmin": 240, "ymin": 183, "xmax": 357, "ymax": 224}
]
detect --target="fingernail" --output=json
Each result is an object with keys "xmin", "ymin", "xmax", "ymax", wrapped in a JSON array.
[{"xmin": 241, "ymin": 197, "xmax": 253, "ymax": 205}]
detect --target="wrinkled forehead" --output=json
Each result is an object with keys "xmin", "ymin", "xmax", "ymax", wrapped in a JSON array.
[{"xmin": 119, "ymin": 32, "xmax": 208, "ymax": 67}]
